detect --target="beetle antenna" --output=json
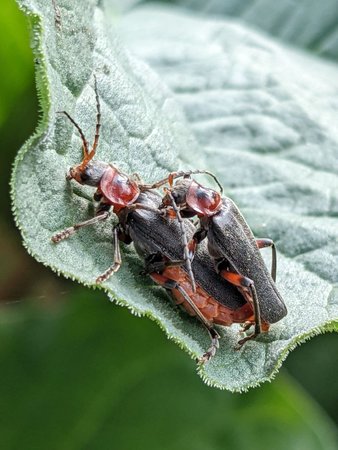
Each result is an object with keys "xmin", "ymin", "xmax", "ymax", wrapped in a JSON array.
[
  {"xmin": 79, "ymin": 75, "xmax": 102, "ymax": 169},
  {"xmin": 140, "ymin": 170, "xmax": 224, "ymax": 194},
  {"xmin": 179, "ymin": 170, "xmax": 223, "ymax": 194},
  {"xmin": 57, "ymin": 110, "xmax": 89, "ymax": 157},
  {"xmin": 164, "ymin": 188, "xmax": 196, "ymax": 293},
  {"xmin": 57, "ymin": 75, "xmax": 101, "ymax": 170},
  {"xmin": 90, "ymin": 74, "xmax": 101, "ymax": 158},
  {"xmin": 199, "ymin": 170, "xmax": 223, "ymax": 194}
]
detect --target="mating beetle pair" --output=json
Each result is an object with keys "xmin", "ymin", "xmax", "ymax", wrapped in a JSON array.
[
  {"xmin": 144, "ymin": 173, "xmax": 287, "ymax": 345},
  {"xmin": 52, "ymin": 76, "xmax": 287, "ymax": 362}
]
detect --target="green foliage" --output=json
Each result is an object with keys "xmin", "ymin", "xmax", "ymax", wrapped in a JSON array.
[
  {"xmin": 0, "ymin": 0, "xmax": 33, "ymax": 126},
  {"xmin": 11, "ymin": 0, "xmax": 338, "ymax": 390},
  {"xmin": 0, "ymin": 291, "xmax": 337, "ymax": 450}
]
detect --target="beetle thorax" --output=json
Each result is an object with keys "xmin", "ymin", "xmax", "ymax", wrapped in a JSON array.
[
  {"xmin": 186, "ymin": 181, "xmax": 223, "ymax": 217},
  {"xmin": 99, "ymin": 165, "xmax": 140, "ymax": 208}
]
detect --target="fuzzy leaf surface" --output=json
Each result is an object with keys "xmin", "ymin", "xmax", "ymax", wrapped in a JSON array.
[{"xmin": 118, "ymin": 4, "xmax": 338, "ymax": 389}]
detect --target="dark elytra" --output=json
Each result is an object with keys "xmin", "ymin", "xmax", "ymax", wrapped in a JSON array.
[
  {"xmin": 149, "ymin": 174, "xmax": 288, "ymax": 343},
  {"xmin": 127, "ymin": 191, "xmax": 247, "ymax": 312},
  {"xmin": 209, "ymin": 197, "xmax": 286, "ymax": 324}
]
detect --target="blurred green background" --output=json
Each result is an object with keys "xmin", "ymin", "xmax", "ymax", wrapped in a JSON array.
[{"xmin": 1, "ymin": 1, "xmax": 338, "ymax": 449}]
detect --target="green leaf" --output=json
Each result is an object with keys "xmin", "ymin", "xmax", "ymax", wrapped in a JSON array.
[
  {"xmin": 0, "ymin": 291, "xmax": 337, "ymax": 450},
  {"xmin": 11, "ymin": 0, "xmax": 338, "ymax": 391},
  {"xmin": 117, "ymin": 3, "xmax": 338, "ymax": 389}
]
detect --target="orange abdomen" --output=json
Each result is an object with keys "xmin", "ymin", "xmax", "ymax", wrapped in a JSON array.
[{"xmin": 151, "ymin": 266, "xmax": 254, "ymax": 326}]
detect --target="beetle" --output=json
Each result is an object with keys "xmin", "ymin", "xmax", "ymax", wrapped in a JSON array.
[
  {"xmin": 51, "ymin": 76, "xmax": 259, "ymax": 360},
  {"xmin": 143, "ymin": 173, "xmax": 288, "ymax": 345}
]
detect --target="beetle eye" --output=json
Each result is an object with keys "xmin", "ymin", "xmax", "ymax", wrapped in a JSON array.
[
  {"xmin": 80, "ymin": 168, "xmax": 90, "ymax": 182},
  {"xmin": 171, "ymin": 191, "xmax": 179, "ymax": 201},
  {"xmin": 170, "ymin": 190, "xmax": 184, "ymax": 206}
]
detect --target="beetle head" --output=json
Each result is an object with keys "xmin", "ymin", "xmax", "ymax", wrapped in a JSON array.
[
  {"xmin": 67, "ymin": 160, "xmax": 109, "ymax": 186},
  {"xmin": 161, "ymin": 178, "xmax": 192, "ymax": 209},
  {"xmin": 60, "ymin": 75, "xmax": 107, "ymax": 188}
]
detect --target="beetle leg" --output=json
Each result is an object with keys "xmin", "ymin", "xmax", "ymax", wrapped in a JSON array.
[
  {"xmin": 188, "ymin": 225, "xmax": 208, "ymax": 260},
  {"xmin": 175, "ymin": 283, "xmax": 220, "ymax": 363},
  {"xmin": 198, "ymin": 327, "xmax": 220, "ymax": 364},
  {"xmin": 131, "ymin": 172, "xmax": 143, "ymax": 183},
  {"xmin": 241, "ymin": 320, "xmax": 255, "ymax": 332},
  {"xmin": 143, "ymin": 253, "xmax": 197, "ymax": 292},
  {"xmin": 142, "ymin": 257, "xmax": 189, "ymax": 276},
  {"xmin": 51, "ymin": 210, "xmax": 110, "ymax": 243},
  {"xmin": 125, "ymin": 203, "xmax": 166, "ymax": 215},
  {"xmin": 96, "ymin": 226, "xmax": 122, "ymax": 283},
  {"xmin": 164, "ymin": 189, "xmax": 196, "ymax": 292},
  {"xmin": 218, "ymin": 270, "xmax": 262, "ymax": 344},
  {"xmin": 240, "ymin": 317, "xmax": 272, "ymax": 335},
  {"xmin": 151, "ymin": 273, "xmax": 220, "ymax": 363},
  {"xmin": 256, "ymin": 238, "xmax": 277, "ymax": 282},
  {"xmin": 236, "ymin": 321, "xmax": 270, "ymax": 348}
]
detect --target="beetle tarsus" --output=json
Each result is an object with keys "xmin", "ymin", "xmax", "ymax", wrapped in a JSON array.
[
  {"xmin": 96, "ymin": 263, "xmax": 121, "ymax": 283},
  {"xmin": 198, "ymin": 329, "xmax": 220, "ymax": 364},
  {"xmin": 236, "ymin": 331, "xmax": 259, "ymax": 349},
  {"xmin": 51, "ymin": 227, "xmax": 76, "ymax": 243},
  {"xmin": 240, "ymin": 320, "xmax": 254, "ymax": 332},
  {"xmin": 96, "ymin": 227, "xmax": 122, "ymax": 283}
]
